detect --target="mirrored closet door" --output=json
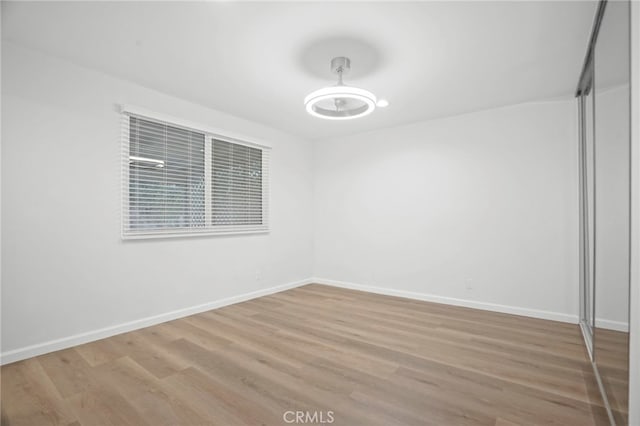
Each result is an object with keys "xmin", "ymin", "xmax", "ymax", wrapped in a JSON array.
[
  {"xmin": 579, "ymin": 64, "xmax": 595, "ymax": 356},
  {"xmin": 577, "ymin": 1, "xmax": 630, "ymax": 424}
]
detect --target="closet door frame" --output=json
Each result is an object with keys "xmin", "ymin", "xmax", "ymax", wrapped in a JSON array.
[{"xmin": 578, "ymin": 64, "xmax": 596, "ymax": 360}]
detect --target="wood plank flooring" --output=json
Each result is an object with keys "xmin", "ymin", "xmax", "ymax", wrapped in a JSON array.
[{"xmin": 1, "ymin": 284, "xmax": 612, "ymax": 425}]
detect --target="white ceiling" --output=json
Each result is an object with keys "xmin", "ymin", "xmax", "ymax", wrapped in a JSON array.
[{"xmin": 2, "ymin": 1, "xmax": 596, "ymax": 140}]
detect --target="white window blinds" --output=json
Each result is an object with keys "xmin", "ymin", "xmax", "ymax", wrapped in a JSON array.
[
  {"xmin": 212, "ymin": 140, "xmax": 264, "ymax": 226},
  {"xmin": 122, "ymin": 111, "xmax": 270, "ymax": 239}
]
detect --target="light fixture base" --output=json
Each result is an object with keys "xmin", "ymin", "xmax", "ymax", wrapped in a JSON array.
[{"xmin": 331, "ymin": 57, "xmax": 351, "ymax": 76}]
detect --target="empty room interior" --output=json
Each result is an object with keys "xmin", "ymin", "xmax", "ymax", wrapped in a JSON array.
[{"xmin": 1, "ymin": 1, "xmax": 639, "ymax": 425}]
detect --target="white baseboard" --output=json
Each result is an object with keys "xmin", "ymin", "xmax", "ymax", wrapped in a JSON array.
[
  {"xmin": 314, "ymin": 278, "xmax": 630, "ymax": 332},
  {"xmin": 3, "ymin": 276, "xmax": 628, "ymax": 365},
  {"xmin": 0, "ymin": 278, "xmax": 312, "ymax": 366},
  {"xmin": 595, "ymin": 318, "xmax": 630, "ymax": 332},
  {"xmin": 312, "ymin": 277, "xmax": 580, "ymax": 324}
]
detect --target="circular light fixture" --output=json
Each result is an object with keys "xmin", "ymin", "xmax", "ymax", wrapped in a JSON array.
[
  {"xmin": 304, "ymin": 57, "xmax": 378, "ymax": 120},
  {"xmin": 376, "ymin": 98, "xmax": 389, "ymax": 108}
]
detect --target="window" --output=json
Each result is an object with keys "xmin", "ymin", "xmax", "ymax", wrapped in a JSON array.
[{"xmin": 122, "ymin": 109, "xmax": 270, "ymax": 238}]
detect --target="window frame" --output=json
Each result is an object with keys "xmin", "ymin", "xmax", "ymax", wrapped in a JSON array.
[{"xmin": 121, "ymin": 105, "xmax": 271, "ymax": 240}]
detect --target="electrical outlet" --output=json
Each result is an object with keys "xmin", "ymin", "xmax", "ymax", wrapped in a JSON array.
[{"xmin": 465, "ymin": 278, "xmax": 473, "ymax": 291}]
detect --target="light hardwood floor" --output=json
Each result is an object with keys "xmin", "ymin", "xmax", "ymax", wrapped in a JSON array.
[{"xmin": 1, "ymin": 284, "xmax": 615, "ymax": 426}]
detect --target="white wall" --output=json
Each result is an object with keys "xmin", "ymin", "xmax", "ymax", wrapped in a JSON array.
[
  {"xmin": 1, "ymin": 42, "xmax": 314, "ymax": 359},
  {"xmin": 313, "ymin": 100, "xmax": 580, "ymax": 320},
  {"xmin": 628, "ymin": 1, "xmax": 639, "ymax": 422},
  {"xmin": 0, "ymin": 5, "xmax": 4, "ymax": 359}
]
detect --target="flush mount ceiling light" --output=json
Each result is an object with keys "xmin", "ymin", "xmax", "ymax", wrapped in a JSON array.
[{"xmin": 304, "ymin": 57, "xmax": 383, "ymax": 120}]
